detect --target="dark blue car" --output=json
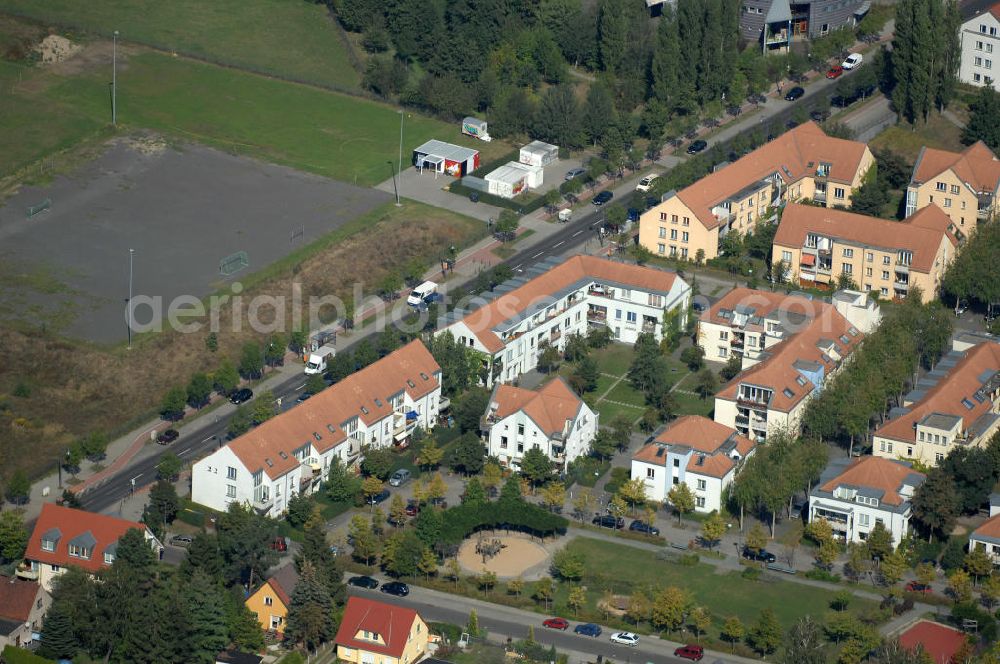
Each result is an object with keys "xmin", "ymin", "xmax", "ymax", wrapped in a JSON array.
[
  {"xmin": 627, "ymin": 208, "xmax": 640, "ymax": 223},
  {"xmin": 574, "ymin": 623, "xmax": 602, "ymax": 637}
]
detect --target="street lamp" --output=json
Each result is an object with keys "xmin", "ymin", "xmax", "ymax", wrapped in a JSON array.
[
  {"xmin": 387, "ymin": 161, "xmax": 400, "ymax": 207},
  {"xmin": 398, "ymin": 110, "xmax": 404, "ymax": 180},
  {"xmin": 126, "ymin": 248, "xmax": 134, "ymax": 349},
  {"xmin": 112, "ymin": 30, "xmax": 119, "ymax": 126}
]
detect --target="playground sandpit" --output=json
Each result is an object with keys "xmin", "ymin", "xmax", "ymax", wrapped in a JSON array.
[{"xmin": 457, "ymin": 533, "xmax": 553, "ymax": 580}]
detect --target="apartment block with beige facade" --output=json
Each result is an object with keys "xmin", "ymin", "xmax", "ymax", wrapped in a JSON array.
[
  {"xmin": 873, "ymin": 341, "xmax": 1000, "ymax": 467},
  {"xmin": 905, "ymin": 142, "xmax": 1000, "ymax": 234},
  {"xmin": 699, "ymin": 288, "xmax": 877, "ymax": 441},
  {"xmin": 638, "ymin": 122, "xmax": 873, "ymax": 262},
  {"xmin": 773, "ymin": 203, "xmax": 958, "ymax": 302}
]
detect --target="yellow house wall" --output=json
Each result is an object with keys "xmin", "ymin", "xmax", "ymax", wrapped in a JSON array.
[
  {"xmin": 245, "ymin": 585, "xmax": 289, "ymax": 634},
  {"xmin": 908, "ymin": 168, "xmax": 985, "ymax": 234},
  {"xmin": 639, "ymin": 198, "xmax": 719, "ymax": 260},
  {"xmin": 336, "ymin": 615, "xmax": 428, "ymax": 664}
]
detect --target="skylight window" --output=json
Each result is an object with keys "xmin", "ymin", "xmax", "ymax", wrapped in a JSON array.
[
  {"xmin": 783, "ymin": 388, "xmax": 795, "ymax": 398},
  {"xmin": 361, "ymin": 406, "xmax": 369, "ymax": 415},
  {"xmin": 961, "ymin": 398, "xmax": 975, "ymax": 410},
  {"xmin": 796, "ymin": 376, "xmax": 807, "ymax": 386}
]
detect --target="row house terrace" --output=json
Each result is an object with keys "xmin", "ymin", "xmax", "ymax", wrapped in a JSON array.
[
  {"xmin": 191, "ymin": 340, "xmax": 443, "ymax": 517},
  {"xmin": 435, "ymin": 254, "xmax": 690, "ymax": 385}
]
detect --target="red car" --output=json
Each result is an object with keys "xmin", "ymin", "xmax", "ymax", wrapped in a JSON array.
[
  {"xmin": 826, "ymin": 65, "xmax": 844, "ymax": 79},
  {"xmin": 906, "ymin": 581, "xmax": 933, "ymax": 594},
  {"xmin": 674, "ymin": 644, "xmax": 704, "ymax": 661},
  {"xmin": 405, "ymin": 500, "xmax": 420, "ymax": 517},
  {"xmin": 542, "ymin": 617, "xmax": 569, "ymax": 630},
  {"xmin": 270, "ymin": 537, "xmax": 288, "ymax": 552}
]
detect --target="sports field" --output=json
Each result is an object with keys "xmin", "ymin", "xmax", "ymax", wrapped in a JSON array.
[{"xmin": 0, "ymin": 0, "xmax": 361, "ymax": 90}]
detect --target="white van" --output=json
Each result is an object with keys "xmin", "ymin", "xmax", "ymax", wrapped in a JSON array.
[{"xmin": 407, "ymin": 281, "xmax": 438, "ymax": 307}]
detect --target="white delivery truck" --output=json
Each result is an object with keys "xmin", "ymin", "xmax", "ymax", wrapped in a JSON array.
[
  {"xmin": 407, "ymin": 281, "xmax": 438, "ymax": 307},
  {"xmin": 304, "ymin": 344, "xmax": 336, "ymax": 375}
]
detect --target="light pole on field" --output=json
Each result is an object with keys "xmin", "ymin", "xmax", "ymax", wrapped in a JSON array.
[
  {"xmin": 388, "ymin": 161, "xmax": 400, "ymax": 206},
  {"xmin": 112, "ymin": 30, "xmax": 119, "ymax": 126},
  {"xmin": 126, "ymin": 248, "xmax": 134, "ymax": 349},
  {"xmin": 398, "ymin": 110, "xmax": 404, "ymax": 180}
]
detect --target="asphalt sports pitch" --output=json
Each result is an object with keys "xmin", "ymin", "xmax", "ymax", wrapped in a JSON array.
[{"xmin": 0, "ymin": 138, "xmax": 390, "ymax": 343}]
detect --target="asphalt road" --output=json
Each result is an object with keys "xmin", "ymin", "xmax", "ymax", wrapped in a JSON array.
[{"xmin": 347, "ymin": 584, "xmax": 737, "ymax": 664}]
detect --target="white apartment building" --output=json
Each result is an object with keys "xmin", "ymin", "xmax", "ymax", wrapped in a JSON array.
[
  {"xmin": 631, "ymin": 416, "xmax": 756, "ymax": 513},
  {"xmin": 192, "ymin": 340, "xmax": 443, "ymax": 516},
  {"xmin": 436, "ymin": 254, "xmax": 690, "ymax": 384},
  {"xmin": 482, "ymin": 377, "xmax": 597, "ymax": 471},
  {"xmin": 700, "ymin": 288, "xmax": 876, "ymax": 441},
  {"xmin": 970, "ymin": 495, "xmax": 1000, "ymax": 564},
  {"xmin": 873, "ymin": 341, "xmax": 1000, "ymax": 467},
  {"xmin": 960, "ymin": 4, "xmax": 1000, "ymax": 89},
  {"xmin": 809, "ymin": 456, "xmax": 925, "ymax": 546}
]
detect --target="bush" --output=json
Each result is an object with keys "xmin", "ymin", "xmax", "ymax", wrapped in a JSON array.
[
  {"xmin": 805, "ymin": 568, "xmax": 841, "ymax": 583},
  {"xmin": 604, "ymin": 467, "xmax": 630, "ymax": 494},
  {"xmin": 566, "ymin": 457, "xmax": 610, "ymax": 487},
  {"xmin": 678, "ymin": 553, "xmax": 700, "ymax": 566},
  {"xmin": 437, "ymin": 500, "xmax": 568, "ymax": 545},
  {"xmin": 951, "ymin": 602, "xmax": 998, "ymax": 642},
  {"xmin": 741, "ymin": 566, "xmax": 762, "ymax": 581},
  {"xmin": 428, "ymin": 622, "xmax": 463, "ymax": 644}
]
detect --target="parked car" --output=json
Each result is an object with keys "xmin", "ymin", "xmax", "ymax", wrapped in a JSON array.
[
  {"xmin": 842, "ymin": 53, "xmax": 863, "ymax": 69},
  {"xmin": 405, "ymin": 500, "xmax": 420, "ymax": 517},
  {"xmin": 628, "ymin": 520, "xmax": 660, "ymax": 536},
  {"xmin": 564, "ymin": 167, "xmax": 586, "ymax": 181},
  {"xmin": 742, "ymin": 546, "xmax": 776, "ymax": 563},
  {"xmin": 726, "ymin": 105, "xmax": 743, "ymax": 116},
  {"xmin": 389, "ymin": 469, "xmax": 411, "ymax": 487},
  {"xmin": 169, "ymin": 534, "xmax": 193, "ymax": 548},
  {"xmin": 692, "ymin": 301, "xmax": 706, "ymax": 313},
  {"xmin": 230, "ymin": 388, "xmax": 253, "ymax": 405},
  {"xmin": 592, "ymin": 515, "xmax": 624, "ymax": 529},
  {"xmin": 627, "ymin": 208, "xmax": 640, "ymax": 223},
  {"xmin": 157, "ymin": 429, "xmax": 179, "ymax": 445},
  {"xmin": 644, "ymin": 196, "xmax": 660, "ymax": 210},
  {"xmin": 635, "ymin": 174, "xmax": 659, "ymax": 192},
  {"xmin": 270, "ymin": 537, "xmax": 288, "ymax": 552},
  {"xmin": 686, "ymin": 140, "xmax": 708, "ymax": 155},
  {"xmin": 826, "ymin": 65, "xmax": 844, "ymax": 79},
  {"xmin": 348, "ymin": 575, "xmax": 379, "ymax": 589},
  {"xmin": 381, "ymin": 581, "xmax": 410, "ymax": 597},
  {"xmin": 784, "ymin": 86, "xmax": 805, "ymax": 101},
  {"xmin": 296, "ymin": 392, "xmax": 312, "ymax": 402},
  {"xmin": 543, "ymin": 617, "xmax": 570, "ymax": 630},
  {"xmin": 955, "ymin": 300, "xmax": 969, "ymax": 316},
  {"xmin": 905, "ymin": 581, "xmax": 933, "ymax": 594},
  {"xmin": 366, "ymin": 489, "xmax": 391, "ymax": 505},
  {"xmin": 610, "ymin": 632, "xmax": 639, "ymax": 647},
  {"xmin": 592, "ymin": 191, "xmax": 614, "ymax": 206},
  {"xmin": 574, "ymin": 623, "xmax": 602, "ymax": 637},
  {"xmin": 810, "ymin": 109, "xmax": 831, "ymax": 122},
  {"xmin": 674, "ymin": 644, "xmax": 705, "ymax": 661}
]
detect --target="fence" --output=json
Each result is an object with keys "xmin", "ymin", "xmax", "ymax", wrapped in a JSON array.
[
  {"xmin": 219, "ymin": 250, "xmax": 249, "ymax": 276},
  {"xmin": 26, "ymin": 198, "xmax": 51, "ymax": 218}
]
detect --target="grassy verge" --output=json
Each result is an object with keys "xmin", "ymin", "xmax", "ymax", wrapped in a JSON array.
[
  {"xmin": 0, "ymin": 0, "xmax": 362, "ymax": 91},
  {"xmin": 869, "ymin": 112, "xmax": 966, "ymax": 163}
]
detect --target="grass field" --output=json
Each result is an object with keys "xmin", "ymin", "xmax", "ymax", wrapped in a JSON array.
[
  {"xmin": 0, "ymin": 0, "xmax": 362, "ymax": 90},
  {"xmin": 869, "ymin": 112, "xmax": 966, "ymax": 163}
]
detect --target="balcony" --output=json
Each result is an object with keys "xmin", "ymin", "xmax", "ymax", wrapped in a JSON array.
[
  {"xmin": 588, "ymin": 287, "xmax": 615, "ymax": 300},
  {"xmin": 812, "ymin": 192, "xmax": 827, "ymax": 204},
  {"xmin": 893, "ymin": 279, "xmax": 909, "ymax": 290},
  {"xmin": 15, "ymin": 564, "xmax": 38, "ymax": 581},
  {"xmin": 642, "ymin": 321, "xmax": 656, "ymax": 333},
  {"xmin": 393, "ymin": 411, "xmax": 418, "ymax": 440},
  {"xmin": 736, "ymin": 396, "xmax": 769, "ymax": 409},
  {"xmin": 587, "ymin": 308, "xmax": 608, "ymax": 323},
  {"xmin": 438, "ymin": 396, "xmax": 450, "ymax": 411},
  {"xmin": 550, "ymin": 330, "xmax": 562, "ymax": 342}
]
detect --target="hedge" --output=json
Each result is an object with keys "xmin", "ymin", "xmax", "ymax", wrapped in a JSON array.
[
  {"xmin": 437, "ymin": 500, "xmax": 568, "ymax": 545},
  {"xmin": 447, "ymin": 181, "xmax": 545, "ymax": 216},
  {"xmin": 1, "ymin": 647, "xmax": 55, "ymax": 664}
]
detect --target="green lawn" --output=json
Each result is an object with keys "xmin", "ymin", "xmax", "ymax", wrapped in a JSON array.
[
  {"xmin": 15, "ymin": 51, "xmax": 500, "ymax": 185},
  {"xmin": 595, "ymin": 400, "xmax": 644, "ymax": 424},
  {"xmin": 556, "ymin": 537, "xmax": 877, "ymax": 633},
  {"xmin": 591, "ymin": 343, "xmax": 637, "ymax": 376},
  {"xmin": 602, "ymin": 379, "xmax": 645, "ymax": 407},
  {"xmin": 672, "ymin": 389, "xmax": 715, "ymax": 418},
  {"xmin": 869, "ymin": 111, "xmax": 966, "ymax": 163},
  {"xmin": 0, "ymin": 0, "xmax": 362, "ymax": 90}
]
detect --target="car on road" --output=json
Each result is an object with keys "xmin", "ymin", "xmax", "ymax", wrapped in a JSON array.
[
  {"xmin": 842, "ymin": 53, "xmax": 863, "ymax": 69},
  {"xmin": 543, "ymin": 617, "xmax": 570, "ymax": 630},
  {"xmin": 742, "ymin": 546, "xmax": 777, "ymax": 563},
  {"xmin": 635, "ymin": 174, "xmax": 659, "ymax": 192},
  {"xmin": 592, "ymin": 515, "xmax": 625, "ymax": 529},
  {"xmin": 574, "ymin": 623, "xmax": 602, "ymax": 637},
  {"xmin": 905, "ymin": 581, "xmax": 933, "ymax": 594},
  {"xmin": 592, "ymin": 191, "xmax": 614, "ymax": 206},
  {"xmin": 366, "ymin": 489, "xmax": 391, "ymax": 505},
  {"xmin": 348, "ymin": 575, "xmax": 379, "ymax": 589},
  {"xmin": 784, "ymin": 86, "xmax": 805, "ymax": 101},
  {"xmin": 230, "ymin": 388, "xmax": 253, "ymax": 405},
  {"xmin": 674, "ymin": 644, "xmax": 705, "ymax": 661},
  {"xmin": 609, "ymin": 632, "xmax": 639, "ymax": 647},
  {"xmin": 686, "ymin": 140, "xmax": 708, "ymax": 155},
  {"xmin": 692, "ymin": 301, "xmax": 706, "ymax": 313},
  {"xmin": 381, "ymin": 581, "xmax": 409, "ymax": 597},
  {"xmin": 389, "ymin": 469, "xmax": 411, "ymax": 487},
  {"xmin": 628, "ymin": 520, "xmax": 660, "ymax": 536},
  {"xmin": 169, "ymin": 534, "xmax": 193, "ymax": 548},
  {"xmin": 157, "ymin": 429, "xmax": 179, "ymax": 445},
  {"xmin": 826, "ymin": 65, "xmax": 844, "ymax": 79},
  {"xmin": 564, "ymin": 167, "xmax": 586, "ymax": 181}
]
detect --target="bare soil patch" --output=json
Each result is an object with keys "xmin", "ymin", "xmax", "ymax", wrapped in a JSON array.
[{"xmin": 457, "ymin": 534, "xmax": 553, "ymax": 579}]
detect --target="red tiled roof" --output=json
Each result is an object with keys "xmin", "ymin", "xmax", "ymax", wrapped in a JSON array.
[
  {"xmin": 229, "ymin": 340, "xmax": 440, "ymax": 479},
  {"xmin": 991, "ymin": 1, "xmax": 1000, "ymax": 21},
  {"xmin": 334, "ymin": 596, "xmax": 421, "ymax": 659},
  {"xmin": 820, "ymin": 456, "xmax": 924, "ymax": 507},
  {"xmin": 490, "ymin": 377, "xmax": 584, "ymax": 437},
  {"xmin": 898, "ymin": 620, "xmax": 967, "ymax": 664},
  {"xmin": 632, "ymin": 416, "xmax": 755, "ymax": 478},
  {"xmin": 447, "ymin": 255, "xmax": 680, "ymax": 353},
  {"xmin": 671, "ymin": 122, "xmax": 870, "ymax": 230},
  {"xmin": 24, "ymin": 504, "xmax": 147, "ymax": 573},
  {"xmin": 0, "ymin": 576, "xmax": 42, "ymax": 623},
  {"xmin": 972, "ymin": 513, "xmax": 1000, "ymax": 541},
  {"xmin": 911, "ymin": 142, "xmax": 1000, "ymax": 193},
  {"xmin": 774, "ymin": 203, "xmax": 958, "ymax": 273},
  {"xmin": 875, "ymin": 342, "xmax": 1000, "ymax": 443},
  {"xmin": 265, "ymin": 564, "xmax": 299, "ymax": 607}
]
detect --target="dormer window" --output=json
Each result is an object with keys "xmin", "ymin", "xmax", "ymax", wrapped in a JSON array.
[
  {"xmin": 103, "ymin": 552, "xmax": 115, "ymax": 564},
  {"xmin": 41, "ymin": 539, "xmax": 55, "ymax": 552},
  {"xmin": 816, "ymin": 162, "xmax": 831, "ymax": 177}
]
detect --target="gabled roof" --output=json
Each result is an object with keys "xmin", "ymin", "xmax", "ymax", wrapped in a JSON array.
[
  {"xmin": 911, "ymin": 141, "xmax": 1000, "ymax": 193},
  {"xmin": 774, "ymin": 203, "xmax": 958, "ymax": 273},
  {"xmin": 334, "ymin": 596, "xmax": 421, "ymax": 659},
  {"xmin": 669, "ymin": 122, "xmax": 869, "ymax": 230},
  {"xmin": 991, "ymin": 1, "xmax": 1000, "ymax": 21},
  {"xmin": 971, "ymin": 512, "xmax": 1000, "ymax": 543},
  {"xmin": 229, "ymin": 340, "xmax": 441, "ymax": 479},
  {"xmin": 0, "ymin": 576, "xmax": 43, "ymax": 623},
  {"xmin": 24, "ymin": 503, "xmax": 147, "ymax": 573},
  {"xmin": 712, "ymin": 290, "xmax": 864, "ymax": 412},
  {"xmin": 875, "ymin": 342, "xmax": 1000, "ymax": 443},
  {"xmin": 818, "ymin": 456, "xmax": 925, "ymax": 507},
  {"xmin": 446, "ymin": 255, "xmax": 682, "ymax": 353},
  {"xmin": 263, "ymin": 564, "xmax": 299, "ymax": 607},
  {"xmin": 632, "ymin": 416, "xmax": 755, "ymax": 478},
  {"xmin": 488, "ymin": 377, "xmax": 585, "ymax": 438},
  {"xmin": 898, "ymin": 620, "xmax": 968, "ymax": 664}
]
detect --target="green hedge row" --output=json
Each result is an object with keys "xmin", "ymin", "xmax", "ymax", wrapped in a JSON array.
[
  {"xmin": 448, "ymin": 181, "xmax": 545, "ymax": 216},
  {"xmin": 438, "ymin": 500, "xmax": 568, "ymax": 544}
]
